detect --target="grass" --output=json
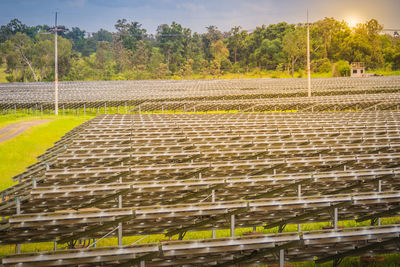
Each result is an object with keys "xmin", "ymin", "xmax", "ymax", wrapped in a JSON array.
[
  {"xmin": 0, "ymin": 114, "xmax": 93, "ymax": 191},
  {"xmin": 0, "ymin": 67, "xmax": 7, "ymax": 83},
  {"xmin": 367, "ymin": 69, "xmax": 400, "ymax": 76}
]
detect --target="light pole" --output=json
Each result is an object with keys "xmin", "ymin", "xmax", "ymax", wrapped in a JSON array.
[
  {"xmin": 55, "ymin": 12, "xmax": 58, "ymax": 115},
  {"xmin": 52, "ymin": 12, "xmax": 63, "ymax": 115},
  {"xmin": 307, "ymin": 10, "xmax": 311, "ymax": 98}
]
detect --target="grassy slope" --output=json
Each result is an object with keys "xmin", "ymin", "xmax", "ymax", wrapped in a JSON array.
[
  {"xmin": 0, "ymin": 67, "xmax": 8, "ymax": 83},
  {"xmin": 0, "ymin": 115, "xmax": 93, "ymax": 191}
]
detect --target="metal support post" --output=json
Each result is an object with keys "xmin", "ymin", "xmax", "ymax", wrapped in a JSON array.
[
  {"xmin": 84, "ymin": 104, "xmax": 86, "ymax": 116},
  {"xmin": 333, "ymin": 207, "xmax": 338, "ymax": 230},
  {"xmin": 16, "ymin": 197, "xmax": 21, "ymax": 254},
  {"xmin": 105, "ymin": 103, "xmax": 107, "ymax": 114},
  {"xmin": 16, "ymin": 197, "xmax": 21, "ymax": 214},
  {"xmin": 54, "ymin": 241, "xmax": 57, "ymax": 251},
  {"xmin": 298, "ymin": 184, "xmax": 302, "ymax": 232},
  {"xmin": 378, "ymin": 180, "xmax": 382, "ymax": 225},
  {"xmin": 212, "ymin": 190, "xmax": 216, "ymax": 238},
  {"xmin": 125, "ymin": 102, "xmax": 127, "ymax": 114},
  {"xmin": 118, "ymin": 194, "xmax": 123, "ymax": 246},
  {"xmin": 93, "ymin": 238, "xmax": 96, "ymax": 248},
  {"xmin": 279, "ymin": 249, "xmax": 285, "ymax": 267},
  {"xmin": 32, "ymin": 178, "xmax": 37, "ymax": 188},
  {"xmin": 230, "ymin": 214, "xmax": 235, "ymax": 237},
  {"xmin": 140, "ymin": 261, "xmax": 145, "ymax": 267}
]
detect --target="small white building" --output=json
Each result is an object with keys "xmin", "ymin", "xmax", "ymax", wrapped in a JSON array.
[{"xmin": 351, "ymin": 62, "xmax": 366, "ymax": 78}]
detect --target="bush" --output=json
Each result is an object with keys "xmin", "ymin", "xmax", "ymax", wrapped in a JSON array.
[
  {"xmin": 312, "ymin": 58, "xmax": 332, "ymax": 73},
  {"xmin": 220, "ymin": 58, "xmax": 232, "ymax": 72},
  {"xmin": 297, "ymin": 69, "xmax": 304, "ymax": 78},
  {"xmin": 275, "ymin": 63, "xmax": 286, "ymax": 72},
  {"xmin": 333, "ymin": 60, "xmax": 351, "ymax": 77}
]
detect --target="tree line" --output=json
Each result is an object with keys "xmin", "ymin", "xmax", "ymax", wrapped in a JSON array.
[{"xmin": 0, "ymin": 17, "xmax": 399, "ymax": 82}]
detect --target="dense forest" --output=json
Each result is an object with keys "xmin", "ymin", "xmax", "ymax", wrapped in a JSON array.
[{"xmin": 0, "ymin": 17, "xmax": 399, "ymax": 82}]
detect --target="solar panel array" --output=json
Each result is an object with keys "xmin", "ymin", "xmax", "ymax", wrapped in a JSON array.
[
  {"xmin": 1, "ymin": 77, "xmax": 400, "ymax": 113},
  {"xmin": 1, "ymin": 110, "xmax": 400, "ymax": 266}
]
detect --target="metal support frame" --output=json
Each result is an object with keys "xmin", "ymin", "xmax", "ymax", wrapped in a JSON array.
[
  {"xmin": 118, "ymin": 194, "xmax": 123, "ymax": 246},
  {"xmin": 114, "ymin": 249, "xmax": 162, "ymax": 267},
  {"xmin": 333, "ymin": 207, "xmax": 338, "ymax": 230},
  {"xmin": 164, "ymin": 184, "xmax": 223, "ymax": 205},
  {"xmin": 16, "ymin": 196, "xmax": 21, "ymax": 253},
  {"xmin": 57, "ymin": 215, "xmax": 134, "ymax": 244},
  {"xmin": 279, "ymin": 249, "xmax": 285, "ymax": 267},
  {"xmin": 247, "ymin": 179, "xmax": 311, "ymax": 200},
  {"xmin": 378, "ymin": 179, "xmax": 382, "ymax": 226},
  {"xmin": 165, "ymin": 207, "xmax": 247, "ymax": 238},
  {"xmin": 230, "ymin": 214, "xmax": 235, "ymax": 237},
  {"xmin": 212, "ymin": 189, "xmax": 216, "ymax": 239},
  {"xmin": 215, "ymin": 241, "xmax": 301, "ymax": 267},
  {"xmin": 278, "ymin": 223, "xmax": 287, "ymax": 233},
  {"xmin": 298, "ymin": 184, "xmax": 302, "ymax": 232},
  {"xmin": 77, "ymin": 188, "xmax": 130, "ymax": 210},
  {"xmin": 357, "ymin": 205, "xmax": 400, "ymax": 223},
  {"xmin": 316, "ymin": 237, "xmax": 400, "ymax": 264},
  {"xmin": 264, "ymin": 202, "xmax": 348, "ymax": 230}
]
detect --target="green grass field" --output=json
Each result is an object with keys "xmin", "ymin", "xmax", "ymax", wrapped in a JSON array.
[
  {"xmin": 0, "ymin": 67, "xmax": 8, "ymax": 83},
  {"xmin": 1, "ymin": 113, "xmax": 400, "ymax": 266},
  {"xmin": 0, "ymin": 114, "xmax": 93, "ymax": 190}
]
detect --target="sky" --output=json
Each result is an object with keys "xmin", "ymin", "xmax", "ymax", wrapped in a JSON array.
[{"xmin": 0, "ymin": 0, "xmax": 399, "ymax": 34}]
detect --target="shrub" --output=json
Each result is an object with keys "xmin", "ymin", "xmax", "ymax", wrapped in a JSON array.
[
  {"xmin": 333, "ymin": 60, "xmax": 351, "ymax": 77},
  {"xmin": 312, "ymin": 58, "xmax": 332, "ymax": 73}
]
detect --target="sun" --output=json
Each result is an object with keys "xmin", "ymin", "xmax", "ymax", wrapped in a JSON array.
[{"xmin": 346, "ymin": 16, "xmax": 362, "ymax": 28}]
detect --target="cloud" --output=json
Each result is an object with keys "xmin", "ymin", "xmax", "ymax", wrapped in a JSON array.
[
  {"xmin": 177, "ymin": 2, "xmax": 205, "ymax": 12},
  {"xmin": 66, "ymin": 0, "xmax": 86, "ymax": 8}
]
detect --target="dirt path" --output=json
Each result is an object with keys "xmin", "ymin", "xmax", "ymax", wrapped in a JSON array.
[{"xmin": 0, "ymin": 120, "xmax": 52, "ymax": 143}]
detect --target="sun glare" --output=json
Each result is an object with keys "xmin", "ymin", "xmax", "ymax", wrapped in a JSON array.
[{"xmin": 346, "ymin": 16, "xmax": 362, "ymax": 28}]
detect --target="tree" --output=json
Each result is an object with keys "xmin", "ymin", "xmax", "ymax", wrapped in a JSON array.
[
  {"xmin": 92, "ymin": 29, "xmax": 113, "ymax": 43},
  {"xmin": 201, "ymin": 25, "xmax": 223, "ymax": 60},
  {"xmin": 1, "ymin": 33, "xmax": 72, "ymax": 82},
  {"xmin": 65, "ymin": 27, "xmax": 86, "ymax": 52},
  {"xmin": 156, "ymin": 22, "xmax": 189, "ymax": 73},
  {"xmin": 210, "ymin": 40, "xmax": 229, "ymax": 74},
  {"xmin": 313, "ymin": 18, "xmax": 347, "ymax": 59},
  {"xmin": 226, "ymin": 26, "xmax": 247, "ymax": 64},
  {"xmin": 0, "ymin": 19, "xmax": 28, "ymax": 43},
  {"xmin": 115, "ymin": 19, "xmax": 147, "ymax": 52},
  {"xmin": 3, "ymin": 33, "xmax": 38, "ymax": 81},
  {"xmin": 283, "ymin": 27, "xmax": 307, "ymax": 77}
]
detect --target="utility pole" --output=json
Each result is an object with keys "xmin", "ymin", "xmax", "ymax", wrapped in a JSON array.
[
  {"xmin": 54, "ymin": 12, "xmax": 59, "ymax": 115},
  {"xmin": 307, "ymin": 10, "xmax": 311, "ymax": 98}
]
